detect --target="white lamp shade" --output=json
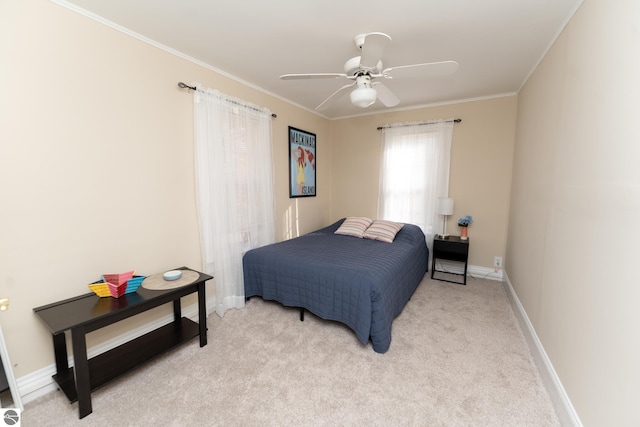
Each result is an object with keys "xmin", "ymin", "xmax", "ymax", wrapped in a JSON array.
[
  {"xmin": 350, "ymin": 87, "xmax": 377, "ymax": 108},
  {"xmin": 437, "ymin": 197, "xmax": 454, "ymax": 215}
]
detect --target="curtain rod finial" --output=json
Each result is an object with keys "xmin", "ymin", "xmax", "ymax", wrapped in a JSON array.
[{"xmin": 178, "ymin": 82, "xmax": 196, "ymax": 91}]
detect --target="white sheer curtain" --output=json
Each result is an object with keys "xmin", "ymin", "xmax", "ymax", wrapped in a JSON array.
[
  {"xmin": 193, "ymin": 86, "xmax": 275, "ymax": 317},
  {"xmin": 378, "ymin": 120, "xmax": 454, "ymax": 253}
]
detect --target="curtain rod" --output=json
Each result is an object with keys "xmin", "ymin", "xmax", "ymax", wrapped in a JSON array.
[
  {"xmin": 177, "ymin": 82, "xmax": 277, "ymax": 118},
  {"xmin": 377, "ymin": 118, "xmax": 461, "ymax": 130}
]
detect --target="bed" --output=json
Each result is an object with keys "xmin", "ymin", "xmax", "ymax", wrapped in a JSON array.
[{"xmin": 242, "ymin": 218, "xmax": 428, "ymax": 353}]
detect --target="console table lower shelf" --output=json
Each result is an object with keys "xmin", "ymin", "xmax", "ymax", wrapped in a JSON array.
[
  {"xmin": 33, "ymin": 267, "xmax": 212, "ymax": 419},
  {"xmin": 53, "ymin": 318, "xmax": 199, "ymax": 403}
]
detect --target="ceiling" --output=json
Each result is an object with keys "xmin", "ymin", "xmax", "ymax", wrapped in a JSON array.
[{"xmin": 56, "ymin": 0, "xmax": 583, "ymax": 119}]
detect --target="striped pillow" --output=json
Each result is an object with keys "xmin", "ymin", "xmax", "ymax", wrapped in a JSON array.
[
  {"xmin": 363, "ymin": 220, "xmax": 404, "ymax": 243},
  {"xmin": 334, "ymin": 217, "xmax": 373, "ymax": 238}
]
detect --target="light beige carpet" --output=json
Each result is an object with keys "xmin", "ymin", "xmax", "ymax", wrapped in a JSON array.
[{"xmin": 22, "ymin": 275, "xmax": 560, "ymax": 426}]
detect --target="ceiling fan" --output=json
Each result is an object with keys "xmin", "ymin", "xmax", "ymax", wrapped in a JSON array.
[{"xmin": 279, "ymin": 32, "xmax": 459, "ymax": 111}]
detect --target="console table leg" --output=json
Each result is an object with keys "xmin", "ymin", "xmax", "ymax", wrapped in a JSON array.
[
  {"xmin": 173, "ymin": 299, "xmax": 181, "ymax": 323},
  {"xmin": 52, "ymin": 332, "xmax": 68, "ymax": 373},
  {"xmin": 198, "ymin": 282, "xmax": 207, "ymax": 347},
  {"xmin": 71, "ymin": 328, "xmax": 92, "ymax": 418}
]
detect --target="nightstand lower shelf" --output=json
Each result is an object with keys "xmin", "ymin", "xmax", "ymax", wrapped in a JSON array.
[{"xmin": 431, "ymin": 266, "xmax": 468, "ymax": 285}]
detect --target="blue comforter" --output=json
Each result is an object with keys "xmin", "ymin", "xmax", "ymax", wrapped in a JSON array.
[{"xmin": 242, "ymin": 219, "xmax": 428, "ymax": 353}]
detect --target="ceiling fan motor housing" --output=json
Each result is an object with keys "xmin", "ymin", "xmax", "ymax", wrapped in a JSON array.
[
  {"xmin": 355, "ymin": 75, "xmax": 373, "ymax": 88},
  {"xmin": 344, "ymin": 56, "xmax": 383, "ymax": 76}
]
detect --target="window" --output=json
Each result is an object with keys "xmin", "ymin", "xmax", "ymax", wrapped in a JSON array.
[{"xmin": 378, "ymin": 120, "xmax": 454, "ymax": 240}]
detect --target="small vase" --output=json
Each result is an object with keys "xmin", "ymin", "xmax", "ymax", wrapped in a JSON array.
[{"xmin": 460, "ymin": 226, "xmax": 468, "ymax": 240}]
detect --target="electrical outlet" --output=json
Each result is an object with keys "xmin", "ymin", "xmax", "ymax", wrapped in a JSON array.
[{"xmin": 493, "ymin": 256, "xmax": 503, "ymax": 269}]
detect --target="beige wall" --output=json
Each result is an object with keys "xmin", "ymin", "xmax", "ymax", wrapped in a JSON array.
[
  {"xmin": 507, "ymin": 0, "xmax": 640, "ymax": 425},
  {"xmin": 331, "ymin": 96, "xmax": 517, "ymax": 268},
  {"xmin": 1, "ymin": 0, "xmax": 330, "ymax": 378}
]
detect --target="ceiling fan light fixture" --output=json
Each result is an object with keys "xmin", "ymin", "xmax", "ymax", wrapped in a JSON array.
[{"xmin": 350, "ymin": 87, "xmax": 377, "ymax": 108}]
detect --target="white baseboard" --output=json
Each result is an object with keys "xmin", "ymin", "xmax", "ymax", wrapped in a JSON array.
[
  {"xmin": 432, "ymin": 261, "xmax": 504, "ymax": 282},
  {"xmin": 502, "ymin": 272, "xmax": 583, "ymax": 427},
  {"xmin": 17, "ymin": 300, "xmax": 207, "ymax": 405}
]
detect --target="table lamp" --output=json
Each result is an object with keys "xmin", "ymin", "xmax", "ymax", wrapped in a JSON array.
[{"xmin": 437, "ymin": 197, "xmax": 454, "ymax": 238}]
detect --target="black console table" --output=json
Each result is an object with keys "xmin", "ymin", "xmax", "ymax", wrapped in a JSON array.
[
  {"xmin": 33, "ymin": 267, "xmax": 212, "ymax": 419},
  {"xmin": 431, "ymin": 236, "xmax": 469, "ymax": 285}
]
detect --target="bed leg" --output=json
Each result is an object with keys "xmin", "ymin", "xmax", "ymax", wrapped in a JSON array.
[{"xmin": 300, "ymin": 308, "xmax": 304, "ymax": 321}]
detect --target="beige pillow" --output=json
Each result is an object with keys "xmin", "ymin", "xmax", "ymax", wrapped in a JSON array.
[
  {"xmin": 363, "ymin": 220, "xmax": 404, "ymax": 243},
  {"xmin": 334, "ymin": 217, "xmax": 373, "ymax": 238}
]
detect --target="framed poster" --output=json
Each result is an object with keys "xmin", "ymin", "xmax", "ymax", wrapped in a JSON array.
[{"xmin": 289, "ymin": 126, "xmax": 316, "ymax": 197}]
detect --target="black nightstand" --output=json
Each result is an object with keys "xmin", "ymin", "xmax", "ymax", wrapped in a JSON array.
[{"xmin": 431, "ymin": 235, "xmax": 469, "ymax": 285}]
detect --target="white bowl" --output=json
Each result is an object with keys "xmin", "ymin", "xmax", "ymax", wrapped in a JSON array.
[{"xmin": 163, "ymin": 270, "xmax": 182, "ymax": 281}]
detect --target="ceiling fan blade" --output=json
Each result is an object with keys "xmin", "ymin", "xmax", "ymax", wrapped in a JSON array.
[
  {"xmin": 383, "ymin": 60, "xmax": 459, "ymax": 79},
  {"xmin": 315, "ymin": 83, "xmax": 355, "ymax": 111},
  {"xmin": 280, "ymin": 73, "xmax": 347, "ymax": 80},
  {"xmin": 359, "ymin": 32, "xmax": 392, "ymax": 70},
  {"xmin": 372, "ymin": 82, "xmax": 400, "ymax": 107}
]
